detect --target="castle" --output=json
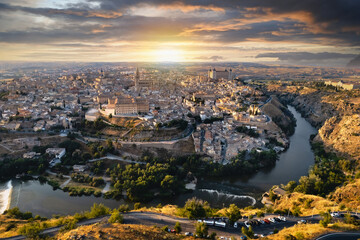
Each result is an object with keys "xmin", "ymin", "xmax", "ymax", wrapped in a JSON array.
[{"xmin": 208, "ymin": 68, "xmax": 233, "ymax": 81}]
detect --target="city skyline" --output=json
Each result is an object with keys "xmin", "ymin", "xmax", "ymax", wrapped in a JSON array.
[{"xmin": 0, "ymin": 0, "xmax": 360, "ymax": 66}]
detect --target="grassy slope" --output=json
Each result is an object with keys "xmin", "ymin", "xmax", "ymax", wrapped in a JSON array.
[
  {"xmin": 57, "ymin": 223, "xmax": 195, "ymax": 240},
  {"xmin": 265, "ymin": 222, "xmax": 359, "ymax": 240}
]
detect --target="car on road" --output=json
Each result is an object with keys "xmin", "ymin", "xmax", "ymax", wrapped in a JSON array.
[
  {"xmin": 330, "ymin": 212, "xmax": 340, "ymax": 217},
  {"xmin": 215, "ymin": 221, "xmax": 226, "ymax": 228},
  {"xmin": 203, "ymin": 219, "xmax": 215, "ymax": 226},
  {"xmin": 234, "ymin": 222, "xmax": 244, "ymax": 228},
  {"xmin": 268, "ymin": 218, "xmax": 276, "ymax": 223}
]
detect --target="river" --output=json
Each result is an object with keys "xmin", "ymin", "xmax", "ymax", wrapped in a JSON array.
[{"xmin": 0, "ymin": 106, "xmax": 317, "ymax": 217}]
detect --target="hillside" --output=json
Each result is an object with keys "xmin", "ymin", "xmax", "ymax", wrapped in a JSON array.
[
  {"xmin": 264, "ymin": 222, "xmax": 359, "ymax": 240},
  {"xmin": 262, "ymin": 95, "xmax": 296, "ymax": 135},
  {"xmin": 316, "ymin": 114, "xmax": 360, "ymax": 161},
  {"xmin": 330, "ymin": 179, "xmax": 360, "ymax": 209},
  {"xmin": 273, "ymin": 192, "xmax": 337, "ymax": 216},
  {"xmin": 58, "ymin": 223, "xmax": 194, "ymax": 240}
]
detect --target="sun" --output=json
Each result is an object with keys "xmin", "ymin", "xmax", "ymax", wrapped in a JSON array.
[{"xmin": 152, "ymin": 48, "xmax": 185, "ymax": 62}]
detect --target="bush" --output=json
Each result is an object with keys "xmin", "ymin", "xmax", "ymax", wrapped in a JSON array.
[
  {"xmin": 108, "ymin": 210, "xmax": 123, "ymax": 224},
  {"xmin": 225, "ymin": 204, "xmax": 242, "ymax": 224},
  {"xmin": 118, "ymin": 204, "xmax": 130, "ymax": 213},
  {"xmin": 256, "ymin": 211, "xmax": 265, "ymax": 218},
  {"xmin": 86, "ymin": 203, "xmax": 110, "ymax": 218},
  {"xmin": 60, "ymin": 219, "xmax": 78, "ymax": 232},
  {"xmin": 195, "ymin": 222, "xmax": 208, "ymax": 238},
  {"xmin": 162, "ymin": 225, "xmax": 169, "ymax": 232},
  {"xmin": 174, "ymin": 222, "xmax": 182, "ymax": 233},
  {"xmin": 184, "ymin": 197, "xmax": 210, "ymax": 219},
  {"xmin": 6, "ymin": 207, "xmax": 33, "ymax": 220},
  {"xmin": 134, "ymin": 202, "xmax": 141, "ymax": 210},
  {"xmin": 18, "ymin": 222, "xmax": 42, "ymax": 238}
]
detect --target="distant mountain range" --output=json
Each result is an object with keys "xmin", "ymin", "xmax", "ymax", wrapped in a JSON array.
[{"xmin": 347, "ymin": 55, "xmax": 360, "ymax": 68}]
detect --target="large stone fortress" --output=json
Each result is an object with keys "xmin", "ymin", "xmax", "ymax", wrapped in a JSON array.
[
  {"xmin": 208, "ymin": 68, "xmax": 233, "ymax": 81},
  {"xmin": 100, "ymin": 95, "xmax": 149, "ymax": 116},
  {"xmin": 324, "ymin": 80, "xmax": 360, "ymax": 90}
]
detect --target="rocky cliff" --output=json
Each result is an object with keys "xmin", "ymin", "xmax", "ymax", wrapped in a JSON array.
[
  {"xmin": 316, "ymin": 114, "xmax": 360, "ymax": 161},
  {"xmin": 262, "ymin": 95, "xmax": 297, "ymax": 136}
]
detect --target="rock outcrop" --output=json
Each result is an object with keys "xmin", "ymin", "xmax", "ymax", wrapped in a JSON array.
[{"xmin": 316, "ymin": 114, "xmax": 360, "ymax": 160}]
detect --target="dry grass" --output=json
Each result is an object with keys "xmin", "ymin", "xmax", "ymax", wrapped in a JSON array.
[
  {"xmin": 66, "ymin": 181, "xmax": 104, "ymax": 191},
  {"xmin": 274, "ymin": 192, "xmax": 338, "ymax": 216},
  {"xmin": 0, "ymin": 215, "xmax": 27, "ymax": 238},
  {"xmin": 0, "ymin": 214, "xmax": 74, "ymax": 238},
  {"xmin": 265, "ymin": 222, "xmax": 359, "ymax": 240},
  {"xmin": 134, "ymin": 205, "xmax": 180, "ymax": 217},
  {"xmin": 331, "ymin": 179, "xmax": 360, "ymax": 210},
  {"xmin": 57, "ymin": 223, "xmax": 195, "ymax": 240}
]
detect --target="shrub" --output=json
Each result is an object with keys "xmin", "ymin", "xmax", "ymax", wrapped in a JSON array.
[
  {"xmin": 108, "ymin": 210, "xmax": 123, "ymax": 224},
  {"xmin": 162, "ymin": 225, "xmax": 169, "ymax": 232},
  {"xmin": 134, "ymin": 202, "xmax": 141, "ymax": 210},
  {"xmin": 195, "ymin": 222, "xmax": 208, "ymax": 238},
  {"xmin": 86, "ymin": 203, "xmax": 110, "ymax": 218},
  {"xmin": 18, "ymin": 222, "xmax": 42, "ymax": 238},
  {"xmin": 174, "ymin": 222, "xmax": 182, "ymax": 233}
]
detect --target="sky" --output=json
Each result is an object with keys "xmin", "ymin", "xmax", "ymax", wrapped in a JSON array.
[{"xmin": 0, "ymin": 0, "xmax": 359, "ymax": 66}]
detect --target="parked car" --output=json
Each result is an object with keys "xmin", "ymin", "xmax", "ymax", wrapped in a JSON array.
[
  {"xmin": 259, "ymin": 220, "xmax": 265, "ymax": 224},
  {"xmin": 330, "ymin": 212, "xmax": 340, "ymax": 217},
  {"xmin": 264, "ymin": 219, "xmax": 270, "ymax": 224},
  {"xmin": 274, "ymin": 217, "xmax": 281, "ymax": 222},
  {"xmin": 215, "ymin": 221, "xmax": 226, "ymax": 228},
  {"xmin": 244, "ymin": 221, "xmax": 251, "ymax": 228},
  {"xmin": 297, "ymin": 219, "xmax": 307, "ymax": 224},
  {"xmin": 203, "ymin": 219, "xmax": 215, "ymax": 226},
  {"xmin": 185, "ymin": 232, "xmax": 193, "ymax": 236},
  {"xmin": 268, "ymin": 218, "xmax": 276, "ymax": 223},
  {"xmin": 279, "ymin": 216, "xmax": 287, "ymax": 221}
]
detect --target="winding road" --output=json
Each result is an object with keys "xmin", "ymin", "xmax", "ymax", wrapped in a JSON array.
[{"xmin": 2, "ymin": 211, "xmax": 359, "ymax": 240}]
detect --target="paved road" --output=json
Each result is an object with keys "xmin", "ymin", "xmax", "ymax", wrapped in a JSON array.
[
  {"xmin": 1, "ymin": 211, "xmax": 359, "ymax": 240},
  {"xmin": 88, "ymin": 153, "xmax": 145, "ymax": 164},
  {"xmin": 316, "ymin": 232, "xmax": 360, "ymax": 240}
]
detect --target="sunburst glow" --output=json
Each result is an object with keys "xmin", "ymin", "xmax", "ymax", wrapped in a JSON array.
[{"xmin": 151, "ymin": 48, "xmax": 185, "ymax": 62}]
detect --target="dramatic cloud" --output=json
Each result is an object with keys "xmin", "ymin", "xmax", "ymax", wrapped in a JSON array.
[
  {"xmin": 194, "ymin": 56, "xmax": 224, "ymax": 62},
  {"xmin": 256, "ymin": 52, "xmax": 357, "ymax": 61},
  {"xmin": 0, "ymin": 0, "xmax": 359, "ymax": 64}
]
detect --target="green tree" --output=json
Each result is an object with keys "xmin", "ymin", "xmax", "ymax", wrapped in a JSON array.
[
  {"xmin": 174, "ymin": 222, "xmax": 182, "ymax": 234},
  {"xmin": 225, "ymin": 204, "xmax": 242, "ymax": 224},
  {"xmin": 195, "ymin": 221, "xmax": 208, "ymax": 238},
  {"xmin": 87, "ymin": 203, "xmax": 110, "ymax": 218},
  {"xmin": 108, "ymin": 210, "xmax": 124, "ymax": 224},
  {"xmin": 256, "ymin": 211, "xmax": 264, "ymax": 218},
  {"xmin": 241, "ymin": 226, "xmax": 254, "ymax": 239},
  {"xmin": 319, "ymin": 211, "xmax": 332, "ymax": 228},
  {"xmin": 134, "ymin": 202, "xmax": 141, "ymax": 210},
  {"xmin": 184, "ymin": 198, "xmax": 209, "ymax": 219},
  {"xmin": 160, "ymin": 175, "xmax": 176, "ymax": 190}
]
